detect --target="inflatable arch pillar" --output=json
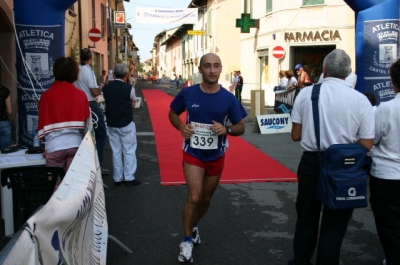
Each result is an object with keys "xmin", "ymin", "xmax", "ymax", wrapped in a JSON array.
[
  {"xmin": 14, "ymin": 0, "xmax": 77, "ymax": 147},
  {"xmin": 344, "ymin": 0, "xmax": 400, "ymax": 105}
]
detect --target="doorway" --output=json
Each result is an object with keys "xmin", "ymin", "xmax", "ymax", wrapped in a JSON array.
[{"xmin": 291, "ymin": 45, "xmax": 336, "ymax": 83}]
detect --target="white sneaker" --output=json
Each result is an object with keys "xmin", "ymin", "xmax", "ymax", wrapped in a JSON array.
[
  {"xmin": 192, "ymin": 226, "xmax": 201, "ymax": 245},
  {"xmin": 178, "ymin": 241, "xmax": 193, "ymax": 263}
]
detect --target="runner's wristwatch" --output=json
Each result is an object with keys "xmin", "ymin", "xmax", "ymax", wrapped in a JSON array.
[{"xmin": 227, "ymin": 127, "xmax": 232, "ymax": 135}]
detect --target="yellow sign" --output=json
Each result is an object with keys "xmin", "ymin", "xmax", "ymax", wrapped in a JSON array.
[{"xmin": 188, "ymin": 30, "xmax": 205, "ymax": 35}]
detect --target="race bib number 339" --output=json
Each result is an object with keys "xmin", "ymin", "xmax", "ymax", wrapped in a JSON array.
[{"xmin": 190, "ymin": 122, "xmax": 218, "ymax": 150}]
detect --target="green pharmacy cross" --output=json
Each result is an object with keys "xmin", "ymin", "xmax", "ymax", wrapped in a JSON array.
[{"xmin": 236, "ymin": 13, "xmax": 259, "ymax": 33}]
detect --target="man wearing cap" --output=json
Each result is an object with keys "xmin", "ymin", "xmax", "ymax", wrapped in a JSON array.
[{"xmin": 294, "ymin": 64, "xmax": 311, "ymax": 88}]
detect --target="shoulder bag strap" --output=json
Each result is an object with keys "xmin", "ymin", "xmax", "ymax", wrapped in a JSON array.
[{"xmin": 311, "ymin": 84, "xmax": 322, "ymax": 151}]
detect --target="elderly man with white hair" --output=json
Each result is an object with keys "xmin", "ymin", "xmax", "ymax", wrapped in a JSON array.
[
  {"xmin": 288, "ymin": 49, "xmax": 374, "ymax": 265},
  {"xmin": 102, "ymin": 64, "xmax": 141, "ymax": 187}
]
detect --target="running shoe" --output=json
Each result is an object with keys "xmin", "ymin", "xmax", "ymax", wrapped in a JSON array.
[
  {"xmin": 192, "ymin": 226, "xmax": 201, "ymax": 245},
  {"xmin": 178, "ymin": 241, "xmax": 193, "ymax": 263}
]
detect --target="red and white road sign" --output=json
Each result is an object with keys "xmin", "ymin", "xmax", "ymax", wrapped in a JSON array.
[
  {"xmin": 88, "ymin": 28, "xmax": 101, "ymax": 42},
  {"xmin": 272, "ymin": 46, "xmax": 285, "ymax": 59}
]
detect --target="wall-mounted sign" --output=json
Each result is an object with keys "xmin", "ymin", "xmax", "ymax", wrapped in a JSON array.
[
  {"xmin": 114, "ymin": 11, "xmax": 126, "ymax": 28},
  {"xmin": 284, "ymin": 30, "xmax": 341, "ymax": 42},
  {"xmin": 188, "ymin": 30, "xmax": 205, "ymax": 35},
  {"xmin": 236, "ymin": 13, "xmax": 259, "ymax": 33}
]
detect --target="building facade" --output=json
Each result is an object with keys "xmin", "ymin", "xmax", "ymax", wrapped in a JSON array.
[
  {"xmin": 154, "ymin": 0, "xmax": 241, "ymax": 87},
  {"xmin": 151, "ymin": 0, "xmax": 356, "ymax": 108},
  {"xmin": 242, "ymin": 0, "xmax": 355, "ymax": 106}
]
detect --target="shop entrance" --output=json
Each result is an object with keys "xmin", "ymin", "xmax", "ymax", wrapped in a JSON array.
[{"xmin": 291, "ymin": 45, "xmax": 336, "ymax": 83}]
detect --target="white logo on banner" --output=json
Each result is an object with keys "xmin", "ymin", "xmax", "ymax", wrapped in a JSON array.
[{"xmin": 136, "ymin": 7, "xmax": 198, "ymax": 24}]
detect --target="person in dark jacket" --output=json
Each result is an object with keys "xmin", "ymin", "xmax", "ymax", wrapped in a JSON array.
[{"xmin": 102, "ymin": 64, "xmax": 141, "ymax": 187}]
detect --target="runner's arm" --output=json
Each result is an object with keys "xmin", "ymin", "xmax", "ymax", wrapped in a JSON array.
[
  {"xmin": 225, "ymin": 120, "xmax": 245, "ymax": 136},
  {"xmin": 168, "ymin": 109, "xmax": 193, "ymax": 139}
]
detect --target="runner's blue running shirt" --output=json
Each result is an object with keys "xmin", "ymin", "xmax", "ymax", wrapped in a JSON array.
[{"xmin": 170, "ymin": 84, "xmax": 247, "ymax": 161}]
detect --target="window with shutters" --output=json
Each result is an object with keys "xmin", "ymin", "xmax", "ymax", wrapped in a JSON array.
[
  {"xmin": 266, "ymin": 0, "xmax": 272, "ymax": 13},
  {"xmin": 101, "ymin": 4, "xmax": 106, "ymax": 38},
  {"xmin": 302, "ymin": 0, "xmax": 324, "ymax": 6},
  {"xmin": 91, "ymin": 0, "xmax": 96, "ymax": 28}
]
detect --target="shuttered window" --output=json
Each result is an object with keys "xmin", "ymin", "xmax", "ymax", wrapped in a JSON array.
[
  {"xmin": 266, "ymin": 0, "xmax": 272, "ymax": 13},
  {"xmin": 302, "ymin": 0, "xmax": 324, "ymax": 6}
]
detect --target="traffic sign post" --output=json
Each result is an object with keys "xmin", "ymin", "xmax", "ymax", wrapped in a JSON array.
[
  {"xmin": 88, "ymin": 28, "xmax": 101, "ymax": 42},
  {"xmin": 272, "ymin": 46, "xmax": 285, "ymax": 59},
  {"xmin": 88, "ymin": 28, "xmax": 101, "ymax": 48}
]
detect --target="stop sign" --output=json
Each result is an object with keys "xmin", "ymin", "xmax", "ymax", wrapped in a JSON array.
[
  {"xmin": 88, "ymin": 28, "xmax": 101, "ymax": 42},
  {"xmin": 272, "ymin": 46, "xmax": 285, "ymax": 59}
]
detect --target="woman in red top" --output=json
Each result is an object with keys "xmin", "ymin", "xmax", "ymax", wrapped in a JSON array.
[{"xmin": 38, "ymin": 57, "xmax": 90, "ymax": 173}]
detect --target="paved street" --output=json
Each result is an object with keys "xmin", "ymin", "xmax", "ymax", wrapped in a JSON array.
[{"xmin": 104, "ymin": 81, "xmax": 384, "ymax": 265}]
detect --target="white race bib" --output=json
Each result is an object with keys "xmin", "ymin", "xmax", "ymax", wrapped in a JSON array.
[{"xmin": 189, "ymin": 122, "xmax": 218, "ymax": 150}]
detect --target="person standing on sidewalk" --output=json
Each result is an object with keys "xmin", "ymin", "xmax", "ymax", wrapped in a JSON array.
[
  {"xmin": 289, "ymin": 49, "xmax": 374, "ymax": 265},
  {"xmin": 294, "ymin": 64, "xmax": 311, "ymax": 88},
  {"xmin": 370, "ymin": 58, "xmax": 400, "ymax": 265},
  {"xmin": 102, "ymin": 64, "xmax": 140, "ymax": 187},
  {"xmin": 74, "ymin": 48, "xmax": 109, "ymax": 175},
  {"xmin": 168, "ymin": 53, "xmax": 247, "ymax": 263},
  {"xmin": 38, "ymin": 57, "xmax": 90, "ymax": 173},
  {"xmin": 235, "ymin": 70, "xmax": 243, "ymax": 102},
  {"xmin": 0, "ymin": 85, "xmax": 12, "ymax": 150}
]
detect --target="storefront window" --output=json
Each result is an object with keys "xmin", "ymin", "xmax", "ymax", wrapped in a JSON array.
[{"xmin": 302, "ymin": 0, "xmax": 324, "ymax": 6}]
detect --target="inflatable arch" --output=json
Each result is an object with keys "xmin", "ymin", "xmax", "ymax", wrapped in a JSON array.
[
  {"xmin": 344, "ymin": 0, "xmax": 400, "ymax": 105},
  {"xmin": 14, "ymin": 0, "xmax": 77, "ymax": 147}
]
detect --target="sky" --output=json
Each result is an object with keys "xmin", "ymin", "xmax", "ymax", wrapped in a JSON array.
[{"xmin": 123, "ymin": 0, "xmax": 193, "ymax": 60}]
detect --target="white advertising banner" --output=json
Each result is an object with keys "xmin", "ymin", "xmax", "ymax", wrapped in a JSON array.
[
  {"xmin": 134, "ymin": 97, "xmax": 142, "ymax": 108},
  {"xmin": 257, "ymin": 113, "xmax": 292, "ymax": 134},
  {"xmin": 2, "ymin": 129, "xmax": 108, "ymax": 264},
  {"xmin": 136, "ymin": 7, "xmax": 198, "ymax": 24}
]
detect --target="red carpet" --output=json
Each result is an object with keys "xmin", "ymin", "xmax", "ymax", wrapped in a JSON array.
[{"xmin": 142, "ymin": 90, "xmax": 297, "ymax": 186}]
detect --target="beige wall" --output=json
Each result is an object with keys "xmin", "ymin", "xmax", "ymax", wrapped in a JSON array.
[
  {"xmin": 183, "ymin": 0, "xmax": 242, "ymax": 87},
  {"xmin": 210, "ymin": 0, "xmax": 241, "ymax": 87},
  {"xmin": 81, "ymin": 0, "xmax": 109, "ymax": 80}
]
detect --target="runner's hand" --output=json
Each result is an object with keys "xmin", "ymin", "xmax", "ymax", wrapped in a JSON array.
[
  {"xmin": 181, "ymin": 124, "xmax": 194, "ymax": 139},
  {"xmin": 211, "ymin": 120, "xmax": 226, "ymax": 135}
]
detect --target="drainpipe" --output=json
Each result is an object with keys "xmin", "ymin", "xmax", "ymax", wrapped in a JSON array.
[{"xmin": 78, "ymin": 0, "xmax": 83, "ymax": 50}]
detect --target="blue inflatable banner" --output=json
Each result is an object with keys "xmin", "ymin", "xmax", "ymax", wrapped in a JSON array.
[
  {"xmin": 344, "ymin": 0, "xmax": 400, "ymax": 105},
  {"xmin": 14, "ymin": 0, "xmax": 77, "ymax": 147},
  {"xmin": 16, "ymin": 24, "xmax": 62, "ymax": 146},
  {"xmin": 364, "ymin": 19, "xmax": 398, "ymax": 103}
]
